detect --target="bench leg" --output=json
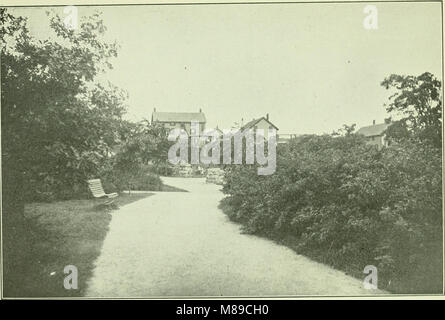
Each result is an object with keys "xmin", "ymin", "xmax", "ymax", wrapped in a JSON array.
[{"xmin": 93, "ymin": 198, "xmax": 117, "ymax": 210}]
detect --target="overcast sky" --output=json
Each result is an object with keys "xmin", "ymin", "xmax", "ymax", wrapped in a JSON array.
[{"xmin": 12, "ymin": 2, "xmax": 442, "ymax": 134}]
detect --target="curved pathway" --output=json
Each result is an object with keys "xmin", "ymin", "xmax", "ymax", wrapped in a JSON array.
[{"xmin": 86, "ymin": 177, "xmax": 383, "ymax": 297}]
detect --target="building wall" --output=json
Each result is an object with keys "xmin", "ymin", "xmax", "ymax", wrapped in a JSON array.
[
  {"xmin": 156, "ymin": 121, "xmax": 206, "ymax": 136},
  {"xmin": 366, "ymin": 134, "xmax": 388, "ymax": 149},
  {"xmin": 251, "ymin": 119, "xmax": 277, "ymax": 141}
]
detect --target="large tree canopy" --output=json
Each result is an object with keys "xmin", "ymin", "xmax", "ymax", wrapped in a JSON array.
[{"xmin": 1, "ymin": 9, "xmax": 127, "ymax": 203}]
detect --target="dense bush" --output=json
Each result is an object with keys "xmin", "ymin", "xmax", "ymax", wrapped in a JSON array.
[
  {"xmin": 24, "ymin": 177, "xmax": 91, "ymax": 202},
  {"xmin": 129, "ymin": 172, "xmax": 163, "ymax": 191},
  {"xmin": 95, "ymin": 120, "xmax": 170, "ymax": 193},
  {"xmin": 221, "ymin": 134, "xmax": 442, "ymax": 293},
  {"xmin": 100, "ymin": 162, "xmax": 163, "ymax": 192},
  {"xmin": 151, "ymin": 162, "xmax": 174, "ymax": 176}
]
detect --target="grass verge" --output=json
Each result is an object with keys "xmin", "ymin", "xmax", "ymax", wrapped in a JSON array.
[{"xmin": 3, "ymin": 193, "xmax": 152, "ymax": 297}]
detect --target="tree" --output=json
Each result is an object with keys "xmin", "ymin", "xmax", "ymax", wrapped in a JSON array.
[
  {"xmin": 381, "ymin": 72, "xmax": 442, "ymax": 147},
  {"xmin": 108, "ymin": 120, "xmax": 171, "ymax": 190},
  {"xmin": 1, "ymin": 9, "xmax": 126, "ymax": 207},
  {"xmin": 1, "ymin": 9, "xmax": 127, "ymax": 293},
  {"xmin": 331, "ymin": 123, "xmax": 356, "ymax": 136}
]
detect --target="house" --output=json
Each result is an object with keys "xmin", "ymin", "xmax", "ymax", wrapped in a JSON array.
[
  {"xmin": 204, "ymin": 126, "xmax": 224, "ymax": 136},
  {"xmin": 240, "ymin": 114, "xmax": 279, "ymax": 140},
  {"xmin": 202, "ymin": 126, "xmax": 224, "ymax": 142},
  {"xmin": 356, "ymin": 119, "xmax": 391, "ymax": 149},
  {"xmin": 151, "ymin": 108, "xmax": 206, "ymax": 135}
]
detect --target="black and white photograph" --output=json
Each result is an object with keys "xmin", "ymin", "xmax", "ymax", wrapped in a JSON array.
[{"xmin": 1, "ymin": 0, "xmax": 443, "ymax": 300}]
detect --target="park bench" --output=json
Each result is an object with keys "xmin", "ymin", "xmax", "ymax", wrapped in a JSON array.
[{"xmin": 87, "ymin": 179, "xmax": 118, "ymax": 207}]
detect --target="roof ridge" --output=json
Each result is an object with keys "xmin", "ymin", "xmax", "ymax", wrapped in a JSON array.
[
  {"xmin": 152, "ymin": 111, "xmax": 206, "ymax": 123},
  {"xmin": 356, "ymin": 122, "xmax": 391, "ymax": 137}
]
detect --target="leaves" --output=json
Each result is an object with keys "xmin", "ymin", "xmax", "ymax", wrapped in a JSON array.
[
  {"xmin": 1, "ymin": 9, "xmax": 126, "ymax": 201},
  {"xmin": 222, "ymin": 130, "xmax": 442, "ymax": 293},
  {"xmin": 381, "ymin": 72, "xmax": 442, "ymax": 147}
]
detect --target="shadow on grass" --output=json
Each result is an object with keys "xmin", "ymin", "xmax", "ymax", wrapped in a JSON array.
[
  {"xmin": 160, "ymin": 184, "xmax": 188, "ymax": 192},
  {"xmin": 3, "ymin": 193, "xmax": 152, "ymax": 298}
]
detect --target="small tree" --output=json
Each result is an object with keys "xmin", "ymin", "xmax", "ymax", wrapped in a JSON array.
[{"xmin": 381, "ymin": 72, "xmax": 442, "ymax": 147}]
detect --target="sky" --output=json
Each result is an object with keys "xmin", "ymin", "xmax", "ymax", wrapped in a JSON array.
[{"xmin": 11, "ymin": 2, "xmax": 443, "ymax": 134}]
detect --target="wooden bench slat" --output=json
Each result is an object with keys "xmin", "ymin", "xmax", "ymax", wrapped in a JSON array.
[
  {"xmin": 87, "ymin": 179, "xmax": 118, "ymax": 208},
  {"xmin": 87, "ymin": 179, "xmax": 110, "ymax": 199}
]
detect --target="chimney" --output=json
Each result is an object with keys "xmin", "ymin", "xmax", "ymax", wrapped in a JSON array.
[
  {"xmin": 266, "ymin": 113, "xmax": 269, "ymax": 121},
  {"xmin": 373, "ymin": 120, "xmax": 376, "ymax": 125}
]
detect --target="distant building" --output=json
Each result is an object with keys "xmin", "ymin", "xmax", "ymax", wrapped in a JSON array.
[
  {"xmin": 206, "ymin": 126, "xmax": 224, "ymax": 136},
  {"xmin": 204, "ymin": 126, "xmax": 224, "ymax": 136},
  {"xmin": 240, "ymin": 114, "xmax": 279, "ymax": 140},
  {"xmin": 202, "ymin": 126, "xmax": 224, "ymax": 143},
  {"xmin": 151, "ymin": 108, "xmax": 206, "ymax": 135},
  {"xmin": 277, "ymin": 133, "xmax": 299, "ymax": 144},
  {"xmin": 356, "ymin": 119, "xmax": 391, "ymax": 149}
]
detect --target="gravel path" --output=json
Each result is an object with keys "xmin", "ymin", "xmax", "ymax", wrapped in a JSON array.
[{"xmin": 85, "ymin": 177, "xmax": 382, "ymax": 297}]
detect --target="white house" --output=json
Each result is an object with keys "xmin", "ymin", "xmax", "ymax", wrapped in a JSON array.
[
  {"xmin": 240, "ymin": 114, "xmax": 279, "ymax": 141},
  {"xmin": 356, "ymin": 120, "xmax": 392, "ymax": 149},
  {"xmin": 151, "ymin": 108, "xmax": 206, "ymax": 135}
]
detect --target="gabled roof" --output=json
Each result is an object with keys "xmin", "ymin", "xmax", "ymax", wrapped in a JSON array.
[
  {"xmin": 152, "ymin": 111, "xmax": 206, "ymax": 123},
  {"xmin": 356, "ymin": 123, "xmax": 390, "ymax": 137},
  {"xmin": 205, "ymin": 127, "xmax": 224, "ymax": 135},
  {"xmin": 241, "ymin": 117, "xmax": 279, "ymax": 131}
]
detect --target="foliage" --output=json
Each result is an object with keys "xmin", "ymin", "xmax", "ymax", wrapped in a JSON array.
[
  {"xmin": 1, "ymin": 9, "xmax": 132, "ymax": 296},
  {"xmin": 222, "ymin": 133, "xmax": 442, "ymax": 293},
  {"xmin": 381, "ymin": 72, "xmax": 442, "ymax": 147},
  {"xmin": 1, "ymin": 9, "xmax": 126, "ymax": 203},
  {"xmin": 222, "ymin": 73, "xmax": 442, "ymax": 293},
  {"xmin": 128, "ymin": 172, "xmax": 163, "ymax": 191},
  {"xmin": 100, "ymin": 120, "xmax": 171, "ymax": 191},
  {"xmin": 151, "ymin": 162, "xmax": 174, "ymax": 176},
  {"xmin": 331, "ymin": 123, "xmax": 357, "ymax": 136}
]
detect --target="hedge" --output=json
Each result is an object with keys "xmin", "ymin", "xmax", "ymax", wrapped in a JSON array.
[{"xmin": 221, "ymin": 134, "xmax": 442, "ymax": 293}]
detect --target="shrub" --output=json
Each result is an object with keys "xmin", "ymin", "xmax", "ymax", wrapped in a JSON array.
[
  {"xmin": 152, "ymin": 162, "xmax": 174, "ymax": 176},
  {"xmin": 221, "ymin": 134, "xmax": 442, "ymax": 293},
  {"xmin": 128, "ymin": 172, "xmax": 162, "ymax": 191},
  {"xmin": 100, "ymin": 162, "xmax": 163, "ymax": 192}
]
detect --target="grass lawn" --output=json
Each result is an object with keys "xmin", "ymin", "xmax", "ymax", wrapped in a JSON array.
[{"xmin": 4, "ymin": 193, "xmax": 152, "ymax": 297}]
